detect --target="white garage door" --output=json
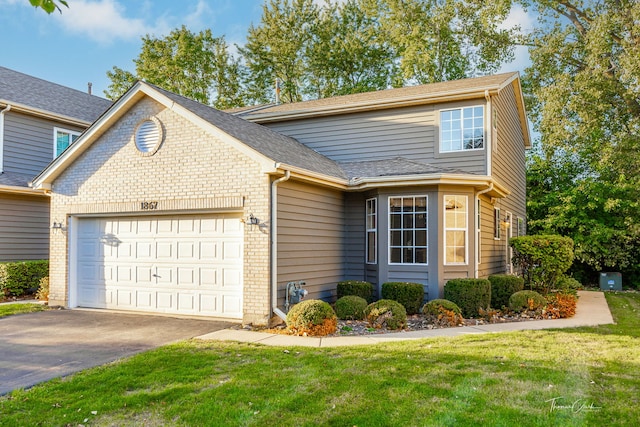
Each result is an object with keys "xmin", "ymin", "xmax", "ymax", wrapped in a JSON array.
[{"xmin": 74, "ymin": 214, "xmax": 243, "ymax": 318}]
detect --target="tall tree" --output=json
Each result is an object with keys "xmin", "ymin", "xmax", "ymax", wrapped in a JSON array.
[
  {"xmin": 104, "ymin": 26, "xmax": 245, "ymax": 109},
  {"xmin": 520, "ymin": 0, "xmax": 640, "ymax": 283},
  {"xmin": 240, "ymin": 0, "xmax": 319, "ymax": 104}
]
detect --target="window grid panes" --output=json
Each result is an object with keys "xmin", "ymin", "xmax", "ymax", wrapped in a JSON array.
[
  {"xmin": 440, "ymin": 106, "xmax": 484, "ymax": 152},
  {"xmin": 494, "ymin": 208, "xmax": 501, "ymax": 239},
  {"xmin": 445, "ymin": 195, "xmax": 468, "ymax": 264},
  {"xmin": 389, "ymin": 196, "xmax": 428, "ymax": 264},
  {"xmin": 55, "ymin": 128, "xmax": 80, "ymax": 158},
  {"xmin": 366, "ymin": 198, "xmax": 377, "ymax": 264}
]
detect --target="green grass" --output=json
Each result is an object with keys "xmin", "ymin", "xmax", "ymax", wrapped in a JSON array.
[
  {"xmin": 0, "ymin": 302, "xmax": 45, "ymax": 317},
  {"xmin": 1, "ymin": 292, "xmax": 638, "ymax": 426}
]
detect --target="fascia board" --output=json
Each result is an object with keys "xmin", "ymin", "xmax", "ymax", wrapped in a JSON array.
[
  {"xmin": 0, "ymin": 99, "xmax": 92, "ymax": 127},
  {"xmin": 0, "ymin": 185, "xmax": 49, "ymax": 196}
]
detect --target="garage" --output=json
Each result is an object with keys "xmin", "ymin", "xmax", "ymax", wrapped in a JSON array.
[{"xmin": 72, "ymin": 214, "xmax": 244, "ymax": 318}]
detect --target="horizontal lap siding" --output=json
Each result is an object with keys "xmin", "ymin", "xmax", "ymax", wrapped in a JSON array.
[
  {"xmin": 263, "ymin": 103, "xmax": 486, "ymax": 174},
  {"xmin": 0, "ymin": 193, "xmax": 49, "ymax": 260},
  {"xmin": 4, "ymin": 112, "xmax": 83, "ymax": 176},
  {"xmin": 344, "ymin": 193, "xmax": 365, "ymax": 281},
  {"xmin": 277, "ymin": 181, "xmax": 344, "ymax": 307}
]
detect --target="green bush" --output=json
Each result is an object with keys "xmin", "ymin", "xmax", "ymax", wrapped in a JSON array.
[
  {"xmin": 0, "ymin": 260, "xmax": 49, "ymax": 297},
  {"xmin": 489, "ymin": 274, "xmax": 525, "ymax": 309},
  {"xmin": 556, "ymin": 276, "xmax": 582, "ymax": 294},
  {"xmin": 510, "ymin": 235, "xmax": 574, "ymax": 294},
  {"xmin": 381, "ymin": 282, "xmax": 424, "ymax": 315},
  {"xmin": 337, "ymin": 280, "xmax": 375, "ymax": 302},
  {"xmin": 509, "ymin": 290, "xmax": 547, "ymax": 313},
  {"xmin": 364, "ymin": 299, "xmax": 407, "ymax": 330},
  {"xmin": 444, "ymin": 278, "xmax": 491, "ymax": 318},
  {"xmin": 421, "ymin": 299, "xmax": 464, "ymax": 327},
  {"xmin": 335, "ymin": 295, "xmax": 368, "ymax": 320},
  {"xmin": 286, "ymin": 299, "xmax": 337, "ymax": 336}
]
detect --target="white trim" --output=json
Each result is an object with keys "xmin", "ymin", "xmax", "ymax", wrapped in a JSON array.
[
  {"xmin": 0, "ymin": 104, "xmax": 11, "ymax": 173},
  {"xmin": 443, "ymin": 195, "xmax": 469, "ymax": 266},
  {"xmin": 365, "ymin": 197, "xmax": 377, "ymax": 264},
  {"xmin": 505, "ymin": 211, "xmax": 513, "ymax": 274},
  {"xmin": 68, "ymin": 216, "xmax": 78, "ymax": 308},
  {"xmin": 387, "ymin": 195, "xmax": 428, "ymax": 265},
  {"xmin": 494, "ymin": 207, "xmax": 501, "ymax": 240},
  {"xmin": 53, "ymin": 127, "xmax": 81, "ymax": 158},
  {"xmin": 438, "ymin": 105, "xmax": 485, "ymax": 153}
]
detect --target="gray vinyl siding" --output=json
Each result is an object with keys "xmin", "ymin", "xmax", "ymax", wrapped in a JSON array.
[
  {"xmin": 0, "ymin": 193, "xmax": 49, "ymax": 261},
  {"xmin": 344, "ymin": 192, "xmax": 366, "ymax": 281},
  {"xmin": 263, "ymin": 103, "xmax": 487, "ymax": 174},
  {"xmin": 478, "ymin": 195, "xmax": 505, "ymax": 277},
  {"xmin": 276, "ymin": 180, "xmax": 345, "ymax": 308},
  {"xmin": 3, "ymin": 111, "xmax": 84, "ymax": 176}
]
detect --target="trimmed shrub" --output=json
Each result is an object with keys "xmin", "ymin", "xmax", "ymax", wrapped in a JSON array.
[
  {"xmin": 546, "ymin": 292, "xmax": 578, "ymax": 318},
  {"xmin": 508, "ymin": 290, "xmax": 547, "ymax": 313},
  {"xmin": 36, "ymin": 276, "xmax": 49, "ymax": 302},
  {"xmin": 489, "ymin": 274, "xmax": 524, "ymax": 309},
  {"xmin": 444, "ymin": 278, "xmax": 491, "ymax": 318},
  {"xmin": 510, "ymin": 235, "xmax": 574, "ymax": 294},
  {"xmin": 381, "ymin": 282, "xmax": 424, "ymax": 315},
  {"xmin": 335, "ymin": 295, "xmax": 368, "ymax": 320},
  {"xmin": 286, "ymin": 299, "xmax": 337, "ymax": 336},
  {"xmin": 337, "ymin": 280, "xmax": 375, "ymax": 302},
  {"xmin": 0, "ymin": 260, "xmax": 49, "ymax": 297},
  {"xmin": 364, "ymin": 299, "xmax": 407, "ymax": 330},
  {"xmin": 556, "ymin": 276, "xmax": 582, "ymax": 294},
  {"xmin": 422, "ymin": 299, "xmax": 464, "ymax": 327}
]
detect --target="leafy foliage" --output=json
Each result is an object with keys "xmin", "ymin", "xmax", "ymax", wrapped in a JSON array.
[
  {"xmin": 510, "ymin": 235, "xmax": 574, "ymax": 294},
  {"xmin": 545, "ymin": 292, "xmax": 577, "ymax": 319},
  {"xmin": 488, "ymin": 274, "xmax": 524, "ymax": 309},
  {"xmin": 336, "ymin": 280, "xmax": 375, "ymax": 302},
  {"xmin": 36, "ymin": 276, "xmax": 49, "ymax": 302},
  {"xmin": 105, "ymin": 26, "xmax": 245, "ymax": 109},
  {"xmin": 508, "ymin": 290, "xmax": 546, "ymax": 313},
  {"xmin": 443, "ymin": 278, "xmax": 491, "ymax": 318},
  {"xmin": 520, "ymin": 0, "xmax": 640, "ymax": 287},
  {"xmin": 286, "ymin": 299, "xmax": 337, "ymax": 336},
  {"xmin": 364, "ymin": 299, "xmax": 406, "ymax": 330},
  {"xmin": 0, "ymin": 260, "xmax": 49, "ymax": 297},
  {"xmin": 335, "ymin": 295, "xmax": 368, "ymax": 320},
  {"xmin": 381, "ymin": 282, "xmax": 424, "ymax": 315},
  {"xmin": 29, "ymin": 0, "xmax": 67, "ymax": 14},
  {"xmin": 422, "ymin": 299, "xmax": 464, "ymax": 327}
]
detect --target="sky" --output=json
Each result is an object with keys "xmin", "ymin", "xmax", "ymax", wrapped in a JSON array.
[{"xmin": 0, "ymin": 0, "xmax": 535, "ymax": 100}]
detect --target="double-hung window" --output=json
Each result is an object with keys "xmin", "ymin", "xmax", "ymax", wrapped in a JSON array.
[
  {"xmin": 366, "ymin": 198, "xmax": 377, "ymax": 264},
  {"xmin": 440, "ymin": 106, "xmax": 484, "ymax": 152},
  {"xmin": 54, "ymin": 127, "xmax": 80, "ymax": 158},
  {"xmin": 389, "ymin": 196, "xmax": 428, "ymax": 264},
  {"xmin": 444, "ymin": 195, "xmax": 468, "ymax": 264}
]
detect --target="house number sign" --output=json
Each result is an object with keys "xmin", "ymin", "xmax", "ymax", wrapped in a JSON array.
[{"xmin": 140, "ymin": 201, "xmax": 159, "ymax": 210}]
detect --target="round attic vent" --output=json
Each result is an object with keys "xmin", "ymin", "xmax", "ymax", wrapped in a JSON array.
[{"xmin": 134, "ymin": 118, "xmax": 163, "ymax": 155}]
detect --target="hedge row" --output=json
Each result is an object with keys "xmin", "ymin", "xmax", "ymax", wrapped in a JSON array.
[{"xmin": 0, "ymin": 260, "xmax": 49, "ymax": 297}]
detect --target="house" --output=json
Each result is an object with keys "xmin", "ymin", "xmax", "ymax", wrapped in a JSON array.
[
  {"xmin": 31, "ymin": 72, "xmax": 530, "ymax": 325},
  {"xmin": 0, "ymin": 66, "xmax": 112, "ymax": 261}
]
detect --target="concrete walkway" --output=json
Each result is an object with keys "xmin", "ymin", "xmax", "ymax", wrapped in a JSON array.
[{"xmin": 197, "ymin": 291, "xmax": 615, "ymax": 347}]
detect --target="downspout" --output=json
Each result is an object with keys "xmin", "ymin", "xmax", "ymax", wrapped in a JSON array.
[
  {"xmin": 271, "ymin": 169, "xmax": 291, "ymax": 321},
  {"xmin": 0, "ymin": 104, "xmax": 11, "ymax": 173},
  {"xmin": 485, "ymin": 90, "xmax": 492, "ymax": 176},
  {"xmin": 475, "ymin": 183, "xmax": 494, "ymax": 278}
]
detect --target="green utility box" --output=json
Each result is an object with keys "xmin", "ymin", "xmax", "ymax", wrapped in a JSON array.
[{"xmin": 599, "ymin": 272, "xmax": 622, "ymax": 291}]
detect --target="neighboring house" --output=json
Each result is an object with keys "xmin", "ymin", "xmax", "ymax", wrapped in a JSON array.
[
  {"xmin": 32, "ymin": 72, "xmax": 530, "ymax": 325},
  {"xmin": 0, "ymin": 66, "xmax": 112, "ymax": 261}
]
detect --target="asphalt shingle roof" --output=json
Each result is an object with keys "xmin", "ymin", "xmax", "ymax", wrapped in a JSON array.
[
  {"xmin": 339, "ymin": 158, "xmax": 472, "ymax": 181},
  {"xmin": 149, "ymin": 84, "xmax": 348, "ymax": 180},
  {"xmin": 0, "ymin": 66, "xmax": 112, "ymax": 123}
]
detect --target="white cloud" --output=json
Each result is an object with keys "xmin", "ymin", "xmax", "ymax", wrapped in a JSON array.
[
  {"xmin": 498, "ymin": 5, "xmax": 537, "ymax": 73},
  {"xmin": 51, "ymin": 0, "xmax": 156, "ymax": 44},
  {"xmin": 183, "ymin": 0, "xmax": 214, "ymax": 29}
]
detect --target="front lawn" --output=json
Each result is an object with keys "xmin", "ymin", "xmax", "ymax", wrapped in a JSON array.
[
  {"xmin": 1, "ymin": 292, "xmax": 638, "ymax": 426},
  {"xmin": 0, "ymin": 303, "xmax": 45, "ymax": 318}
]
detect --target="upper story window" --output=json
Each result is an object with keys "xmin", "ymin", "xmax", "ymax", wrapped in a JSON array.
[
  {"xmin": 440, "ymin": 106, "xmax": 484, "ymax": 152},
  {"xmin": 389, "ymin": 196, "xmax": 428, "ymax": 264},
  {"xmin": 54, "ymin": 127, "xmax": 80, "ymax": 158}
]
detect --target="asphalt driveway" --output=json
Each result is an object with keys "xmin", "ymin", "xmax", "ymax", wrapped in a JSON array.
[{"xmin": 0, "ymin": 309, "xmax": 233, "ymax": 395}]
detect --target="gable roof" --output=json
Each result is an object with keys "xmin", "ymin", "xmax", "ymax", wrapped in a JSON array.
[
  {"xmin": 32, "ymin": 81, "xmax": 347, "ymax": 189},
  {"xmin": 0, "ymin": 66, "xmax": 112, "ymax": 125}
]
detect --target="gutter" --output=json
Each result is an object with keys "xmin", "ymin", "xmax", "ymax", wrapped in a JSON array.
[
  {"xmin": 0, "ymin": 104, "xmax": 11, "ymax": 173},
  {"xmin": 475, "ymin": 183, "xmax": 494, "ymax": 278},
  {"xmin": 270, "ymin": 168, "xmax": 291, "ymax": 321}
]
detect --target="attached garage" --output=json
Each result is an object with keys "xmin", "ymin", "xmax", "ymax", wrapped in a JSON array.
[{"xmin": 71, "ymin": 214, "xmax": 244, "ymax": 319}]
